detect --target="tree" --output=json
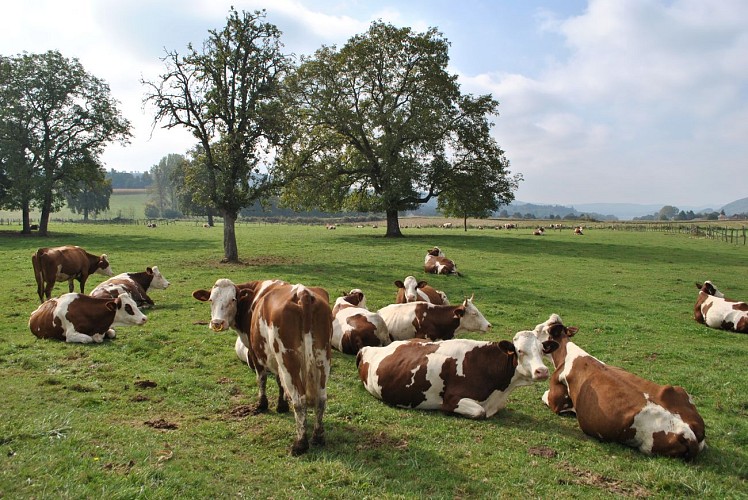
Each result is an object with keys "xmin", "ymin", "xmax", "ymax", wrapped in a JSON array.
[
  {"xmin": 64, "ymin": 155, "xmax": 112, "ymax": 221},
  {"xmin": 142, "ymin": 8, "xmax": 291, "ymax": 262},
  {"xmin": 149, "ymin": 153, "xmax": 184, "ymax": 214},
  {"xmin": 658, "ymin": 205, "xmax": 679, "ymax": 221},
  {"xmin": 0, "ymin": 51, "xmax": 131, "ymax": 235},
  {"xmin": 278, "ymin": 21, "xmax": 518, "ymax": 237}
]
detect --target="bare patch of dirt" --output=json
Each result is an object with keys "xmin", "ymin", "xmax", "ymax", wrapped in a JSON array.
[
  {"xmin": 355, "ymin": 430, "xmax": 409, "ymax": 451},
  {"xmin": 134, "ymin": 380, "xmax": 157, "ymax": 389},
  {"xmin": 558, "ymin": 461, "xmax": 651, "ymax": 497},
  {"xmin": 144, "ymin": 418, "xmax": 178, "ymax": 430},
  {"xmin": 529, "ymin": 446, "xmax": 557, "ymax": 458},
  {"xmin": 130, "ymin": 394, "xmax": 150, "ymax": 402},
  {"xmin": 67, "ymin": 383, "xmax": 95, "ymax": 392},
  {"xmin": 103, "ymin": 460, "xmax": 135, "ymax": 474}
]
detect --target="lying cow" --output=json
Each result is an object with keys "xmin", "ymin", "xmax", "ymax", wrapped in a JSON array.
[
  {"xmin": 377, "ymin": 295, "xmax": 491, "ymax": 341},
  {"xmin": 193, "ymin": 278, "xmax": 332, "ymax": 455},
  {"xmin": 394, "ymin": 276, "xmax": 449, "ymax": 305},
  {"xmin": 535, "ymin": 313, "xmax": 706, "ymax": 459},
  {"xmin": 90, "ymin": 266, "xmax": 170, "ymax": 308},
  {"xmin": 32, "ymin": 245, "xmax": 113, "ymax": 302},
  {"xmin": 29, "ymin": 292, "xmax": 147, "ymax": 344},
  {"xmin": 424, "ymin": 246, "xmax": 461, "ymax": 276},
  {"xmin": 356, "ymin": 331, "xmax": 559, "ymax": 418},
  {"xmin": 694, "ymin": 281, "xmax": 748, "ymax": 333},
  {"xmin": 332, "ymin": 289, "xmax": 389, "ymax": 355}
]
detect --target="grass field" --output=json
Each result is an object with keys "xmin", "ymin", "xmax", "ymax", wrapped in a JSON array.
[{"xmin": 0, "ymin": 221, "xmax": 746, "ymax": 498}]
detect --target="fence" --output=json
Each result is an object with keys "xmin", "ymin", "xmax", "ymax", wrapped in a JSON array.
[{"xmin": 609, "ymin": 223, "xmax": 747, "ymax": 245}]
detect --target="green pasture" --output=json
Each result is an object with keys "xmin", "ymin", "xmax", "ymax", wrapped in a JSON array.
[{"xmin": 0, "ymin": 222, "xmax": 746, "ymax": 498}]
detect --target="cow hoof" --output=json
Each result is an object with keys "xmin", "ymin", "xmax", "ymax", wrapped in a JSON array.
[
  {"xmin": 250, "ymin": 398, "xmax": 269, "ymax": 415},
  {"xmin": 92, "ymin": 334, "xmax": 105, "ymax": 343},
  {"xmin": 276, "ymin": 398, "xmax": 289, "ymax": 414},
  {"xmin": 291, "ymin": 437, "xmax": 309, "ymax": 456},
  {"xmin": 106, "ymin": 328, "xmax": 116, "ymax": 339},
  {"xmin": 311, "ymin": 430, "xmax": 325, "ymax": 446}
]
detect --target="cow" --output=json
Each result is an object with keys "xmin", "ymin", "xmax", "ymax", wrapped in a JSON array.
[
  {"xmin": 192, "ymin": 278, "xmax": 332, "ymax": 456},
  {"xmin": 442, "ymin": 222, "xmax": 452, "ymax": 229},
  {"xmin": 424, "ymin": 246, "xmax": 461, "ymax": 276},
  {"xmin": 574, "ymin": 226, "xmax": 584, "ymax": 235},
  {"xmin": 32, "ymin": 245, "xmax": 113, "ymax": 302},
  {"xmin": 90, "ymin": 266, "xmax": 170, "ymax": 308},
  {"xmin": 534, "ymin": 313, "xmax": 706, "ymax": 459},
  {"xmin": 533, "ymin": 227, "xmax": 545, "ymax": 236},
  {"xmin": 28, "ymin": 292, "xmax": 147, "ymax": 344},
  {"xmin": 332, "ymin": 289, "xmax": 390, "ymax": 355},
  {"xmin": 694, "ymin": 281, "xmax": 748, "ymax": 333},
  {"xmin": 356, "ymin": 331, "xmax": 559, "ymax": 418},
  {"xmin": 394, "ymin": 276, "xmax": 449, "ymax": 305},
  {"xmin": 377, "ymin": 296, "xmax": 491, "ymax": 341}
]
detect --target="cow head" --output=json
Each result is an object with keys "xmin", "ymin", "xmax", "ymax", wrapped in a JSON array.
[
  {"xmin": 110, "ymin": 293, "xmax": 148, "ymax": 327},
  {"xmin": 148, "ymin": 266, "xmax": 171, "ymax": 289},
  {"xmin": 455, "ymin": 295, "xmax": 492, "ymax": 334},
  {"xmin": 695, "ymin": 281, "xmax": 724, "ymax": 298},
  {"xmin": 533, "ymin": 313, "xmax": 579, "ymax": 344},
  {"xmin": 395, "ymin": 276, "xmax": 428, "ymax": 303},
  {"xmin": 97, "ymin": 254, "xmax": 114, "ymax": 276},
  {"xmin": 426, "ymin": 246, "xmax": 444, "ymax": 257},
  {"xmin": 500, "ymin": 330, "xmax": 559, "ymax": 381},
  {"xmin": 192, "ymin": 278, "xmax": 240, "ymax": 332}
]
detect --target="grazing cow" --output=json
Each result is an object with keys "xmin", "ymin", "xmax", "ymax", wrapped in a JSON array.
[
  {"xmin": 574, "ymin": 226, "xmax": 584, "ymax": 235},
  {"xmin": 424, "ymin": 246, "xmax": 461, "ymax": 276},
  {"xmin": 90, "ymin": 266, "xmax": 170, "ymax": 308},
  {"xmin": 377, "ymin": 296, "xmax": 491, "ymax": 341},
  {"xmin": 356, "ymin": 331, "xmax": 559, "ymax": 418},
  {"xmin": 504, "ymin": 223, "xmax": 516, "ymax": 229},
  {"xmin": 332, "ymin": 289, "xmax": 389, "ymax": 354},
  {"xmin": 29, "ymin": 292, "xmax": 147, "ymax": 344},
  {"xmin": 442, "ymin": 222, "xmax": 453, "ymax": 229},
  {"xmin": 535, "ymin": 314, "xmax": 706, "ymax": 459},
  {"xmin": 192, "ymin": 278, "xmax": 332, "ymax": 456},
  {"xmin": 394, "ymin": 276, "xmax": 449, "ymax": 305},
  {"xmin": 32, "ymin": 245, "xmax": 113, "ymax": 302},
  {"xmin": 694, "ymin": 281, "xmax": 748, "ymax": 333}
]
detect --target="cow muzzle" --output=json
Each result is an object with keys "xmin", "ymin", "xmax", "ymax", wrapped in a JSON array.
[
  {"xmin": 533, "ymin": 366, "xmax": 550, "ymax": 381},
  {"xmin": 210, "ymin": 320, "xmax": 228, "ymax": 332}
]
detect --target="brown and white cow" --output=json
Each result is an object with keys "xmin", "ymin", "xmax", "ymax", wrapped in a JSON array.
[
  {"xmin": 332, "ymin": 289, "xmax": 390, "ymax": 355},
  {"xmin": 90, "ymin": 266, "xmax": 170, "ymax": 308},
  {"xmin": 356, "ymin": 331, "xmax": 559, "ymax": 418},
  {"xmin": 394, "ymin": 276, "xmax": 449, "ymax": 305},
  {"xmin": 377, "ymin": 296, "xmax": 491, "ymax": 341},
  {"xmin": 32, "ymin": 245, "xmax": 113, "ymax": 302},
  {"xmin": 192, "ymin": 278, "xmax": 332, "ymax": 456},
  {"xmin": 694, "ymin": 281, "xmax": 748, "ymax": 333},
  {"xmin": 29, "ymin": 292, "xmax": 147, "ymax": 344},
  {"xmin": 573, "ymin": 226, "xmax": 584, "ymax": 235},
  {"xmin": 424, "ymin": 246, "xmax": 461, "ymax": 276},
  {"xmin": 534, "ymin": 314, "xmax": 706, "ymax": 459}
]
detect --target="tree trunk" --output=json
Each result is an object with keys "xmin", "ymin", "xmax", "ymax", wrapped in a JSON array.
[
  {"xmin": 21, "ymin": 204, "xmax": 31, "ymax": 234},
  {"xmin": 83, "ymin": 207, "xmax": 89, "ymax": 222},
  {"xmin": 207, "ymin": 212, "xmax": 214, "ymax": 227},
  {"xmin": 463, "ymin": 215, "xmax": 468, "ymax": 231},
  {"xmin": 38, "ymin": 192, "xmax": 52, "ymax": 236},
  {"xmin": 222, "ymin": 211, "xmax": 239, "ymax": 262},
  {"xmin": 385, "ymin": 209, "xmax": 403, "ymax": 238}
]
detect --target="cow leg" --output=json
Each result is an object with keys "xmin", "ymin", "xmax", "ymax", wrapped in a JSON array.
[
  {"xmin": 251, "ymin": 370, "xmax": 269, "ymax": 414},
  {"xmin": 543, "ymin": 381, "xmax": 576, "ymax": 415},
  {"xmin": 311, "ymin": 390, "xmax": 327, "ymax": 447},
  {"xmin": 91, "ymin": 333, "xmax": 105, "ymax": 343},
  {"xmin": 276, "ymin": 379, "xmax": 289, "ymax": 413},
  {"xmin": 290, "ymin": 399, "xmax": 309, "ymax": 456},
  {"xmin": 451, "ymin": 398, "xmax": 487, "ymax": 419},
  {"xmin": 64, "ymin": 330, "xmax": 94, "ymax": 344},
  {"xmin": 44, "ymin": 281, "xmax": 56, "ymax": 300},
  {"xmin": 68, "ymin": 278, "xmax": 76, "ymax": 293},
  {"xmin": 105, "ymin": 328, "xmax": 116, "ymax": 339}
]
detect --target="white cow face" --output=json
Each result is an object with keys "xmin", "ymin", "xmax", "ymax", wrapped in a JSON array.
[
  {"xmin": 97, "ymin": 254, "xmax": 114, "ymax": 277},
  {"xmin": 192, "ymin": 278, "xmax": 239, "ymax": 332},
  {"xmin": 457, "ymin": 297, "xmax": 492, "ymax": 333},
  {"xmin": 111, "ymin": 293, "xmax": 148, "ymax": 327},
  {"xmin": 401, "ymin": 276, "xmax": 421, "ymax": 302},
  {"xmin": 149, "ymin": 266, "xmax": 171, "ymax": 290},
  {"xmin": 506, "ymin": 330, "xmax": 558, "ymax": 381}
]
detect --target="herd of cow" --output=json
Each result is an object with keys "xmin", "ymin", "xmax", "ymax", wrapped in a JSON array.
[{"xmin": 26, "ymin": 244, "xmax": 747, "ymax": 459}]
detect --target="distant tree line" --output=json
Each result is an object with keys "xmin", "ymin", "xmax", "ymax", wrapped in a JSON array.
[
  {"xmin": 633, "ymin": 205, "xmax": 734, "ymax": 221},
  {"xmin": 107, "ymin": 169, "xmax": 152, "ymax": 189}
]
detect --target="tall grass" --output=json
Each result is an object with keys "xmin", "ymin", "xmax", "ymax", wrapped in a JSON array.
[{"xmin": 0, "ymin": 222, "xmax": 746, "ymax": 498}]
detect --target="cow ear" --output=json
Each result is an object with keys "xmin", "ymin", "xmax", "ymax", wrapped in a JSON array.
[
  {"xmin": 695, "ymin": 282, "xmax": 703, "ymax": 290},
  {"xmin": 542, "ymin": 340, "xmax": 560, "ymax": 354},
  {"xmin": 106, "ymin": 299, "xmax": 118, "ymax": 312},
  {"xmin": 417, "ymin": 281, "xmax": 428, "ymax": 288},
  {"xmin": 498, "ymin": 340, "xmax": 516, "ymax": 356},
  {"xmin": 146, "ymin": 267, "xmax": 154, "ymax": 274},
  {"xmin": 566, "ymin": 326, "xmax": 579, "ymax": 337},
  {"xmin": 394, "ymin": 280, "xmax": 404, "ymax": 288},
  {"xmin": 238, "ymin": 289, "xmax": 253, "ymax": 300},
  {"xmin": 453, "ymin": 306, "xmax": 466, "ymax": 318},
  {"xmin": 192, "ymin": 290, "xmax": 210, "ymax": 302}
]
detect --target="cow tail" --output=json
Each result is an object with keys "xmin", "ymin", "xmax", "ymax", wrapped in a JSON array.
[{"xmin": 295, "ymin": 287, "xmax": 321, "ymax": 405}]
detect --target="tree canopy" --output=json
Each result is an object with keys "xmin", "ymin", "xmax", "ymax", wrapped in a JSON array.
[
  {"xmin": 142, "ymin": 8, "xmax": 291, "ymax": 262},
  {"xmin": 278, "ymin": 21, "xmax": 518, "ymax": 236}
]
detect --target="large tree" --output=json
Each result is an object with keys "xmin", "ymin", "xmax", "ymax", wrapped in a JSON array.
[
  {"xmin": 142, "ymin": 8, "xmax": 291, "ymax": 262},
  {"xmin": 149, "ymin": 153, "xmax": 184, "ymax": 215},
  {"xmin": 0, "ymin": 51, "xmax": 131, "ymax": 235},
  {"xmin": 278, "ymin": 22, "xmax": 517, "ymax": 237}
]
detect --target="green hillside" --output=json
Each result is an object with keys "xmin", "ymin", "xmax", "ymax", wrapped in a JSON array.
[{"xmin": 0, "ymin": 190, "xmax": 148, "ymax": 222}]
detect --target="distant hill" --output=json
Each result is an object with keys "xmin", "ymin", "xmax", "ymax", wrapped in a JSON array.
[{"xmin": 721, "ymin": 197, "xmax": 748, "ymax": 215}]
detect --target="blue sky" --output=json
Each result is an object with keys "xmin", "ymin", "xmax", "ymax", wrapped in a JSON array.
[{"xmin": 3, "ymin": 0, "xmax": 747, "ymax": 207}]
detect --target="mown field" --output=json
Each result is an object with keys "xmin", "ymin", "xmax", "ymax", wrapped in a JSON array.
[{"xmin": 0, "ymin": 221, "xmax": 746, "ymax": 498}]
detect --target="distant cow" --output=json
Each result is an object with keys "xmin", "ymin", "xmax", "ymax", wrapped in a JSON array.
[
  {"xmin": 424, "ymin": 246, "xmax": 460, "ymax": 276},
  {"xmin": 377, "ymin": 296, "xmax": 491, "ymax": 341},
  {"xmin": 29, "ymin": 292, "xmax": 147, "ymax": 344},
  {"xmin": 533, "ymin": 227, "xmax": 545, "ymax": 236},
  {"xmin": 442, "ymin": 222, "xmax": 452, "ymax": 229},
  {"xmin": 91, "ymin": 266, "xmax": 170, "ymax": 308},
  {"xmin": 32, "ymin": 245, "xmax": 113, "ymax": 302},
  {"xmin": 574, "ymin": 226, "xmax": 584, "ymax": 235},
  {"xmin": 694, "ymin": 281, "xmax": 748, "ymax": 333},
  {"xmin": 394, "ymin": 276, "xmax": 449, "ymax": 305},
  {"xmin": 193, "ymin": 278, "xmax": 332, "ymax": 455},
  {"xmin": 356, "ymin": 331, "xmax": 559, "ymax": 418},
  {"xmin": 332, "ymin": 289, "xmax": 389, "ymax": 355},
  {"xmin": 535, "ymin": 313, "xmax": 706, "ymax": 459}
]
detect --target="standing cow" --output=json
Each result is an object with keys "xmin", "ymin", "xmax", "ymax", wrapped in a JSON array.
[
  {"xmin": 193, "ymin": 278, "xmax": 332, "ymax": 455},
  {"xmin": 694, "ymin": 281, "xmax": 748, "ymax": 333},
  {"xmin": 91, "ymin": 266, "xmax": 170, "ymax": 308},
  {"xmin": 29, "ymin": 292, "xmax": 147, "ymax": 343},
  {"xmin": 356, "ymin": 331, "xmax": 559, "ymax": 418},
  {"xmin": 332, "ymin": 289, "xmax": 389, "ymax": 355},
  {"xmin": 534, "ymin": 314, "xmax": 706, "ymax": 459},
  {"xmin": 377, "ymin": 296, "xmax": 491, "ymax": 341},
  {"xmin": 32, "ymin": 245, "xmax": 113, "ymax": 302},
  {"xmin": 394, "ymin": 276, "xmax": 449, "ymax": 305}
]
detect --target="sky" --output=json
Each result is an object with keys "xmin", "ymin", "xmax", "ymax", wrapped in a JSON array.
[{"xmin": 2, "ymin": 0, "xmax": 747, "ymax": 208}]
